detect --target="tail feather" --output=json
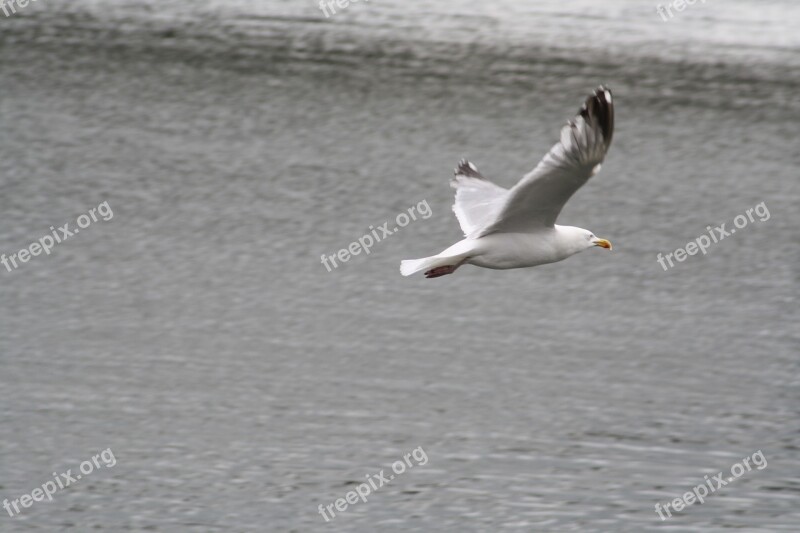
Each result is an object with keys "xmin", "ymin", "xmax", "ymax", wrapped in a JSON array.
[
  {"xmin": 400, "ymin": 256, "xmax": 441, "ymax": 277},
  {"xmin": 400, "ymin": 255, "xmax": 465, "ymax": 277}
]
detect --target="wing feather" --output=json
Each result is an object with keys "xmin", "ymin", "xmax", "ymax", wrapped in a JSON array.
[
  {"xmin": 477, "ymin": 86, "xmax": 615, "ymax": 236},
  {"xmin": 450, "ymin": 159, "xmax": 509, "ymax": 238}
]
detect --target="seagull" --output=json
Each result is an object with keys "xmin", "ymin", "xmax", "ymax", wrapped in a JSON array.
[{"xmin": 400, "ymin": 86, "xmax": 615, "ymax": 279}]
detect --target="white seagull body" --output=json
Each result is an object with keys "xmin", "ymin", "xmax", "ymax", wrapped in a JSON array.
[{"xmin": 400, "ymin": 86, "xmax": 615, "ymax": 279}]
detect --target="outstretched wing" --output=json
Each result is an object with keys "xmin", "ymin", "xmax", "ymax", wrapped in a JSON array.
[
  {"xmin": 477, "ymin": 86, "xmax": 614, "ymax": 236},
  {"xmin": 450, "ymin": 159, "xmax": 509, "ymax": 238}
]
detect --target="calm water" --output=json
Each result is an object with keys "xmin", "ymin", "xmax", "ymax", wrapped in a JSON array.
[{"xmin": 0, "ymin": 1, "xmax": 798, "ymax": 531}]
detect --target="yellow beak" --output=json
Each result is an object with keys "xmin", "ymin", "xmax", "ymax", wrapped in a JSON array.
[{"xmin": 593, "ymin": 238, "xmax": 612, "ymax": 250}]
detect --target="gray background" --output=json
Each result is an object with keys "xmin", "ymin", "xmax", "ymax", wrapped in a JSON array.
[{"xmin": 0, "ymin": 0, "xmax": 798, "ymax": 531}]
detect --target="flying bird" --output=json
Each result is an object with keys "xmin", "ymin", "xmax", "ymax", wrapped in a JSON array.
[{"xmin": 400, "ymin": 86, "xmax": 615, "ymax": 279}]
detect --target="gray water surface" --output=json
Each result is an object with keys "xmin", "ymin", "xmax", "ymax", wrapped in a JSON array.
[{"xmin": 0, "ymin": 1, "xmax": 798, "ymax": 531}]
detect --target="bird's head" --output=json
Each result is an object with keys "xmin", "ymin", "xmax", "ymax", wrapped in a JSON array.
[
  {"xmin": 586, "ymin": 230, "xmax": 612, "ymax": 251},
  {"xmin": 563, "ymin": 226, "xmax": 612, "ymax": 252},
  {"xmin": 556, "ymin": 226, "xmax": 612, "ymax": 256}
]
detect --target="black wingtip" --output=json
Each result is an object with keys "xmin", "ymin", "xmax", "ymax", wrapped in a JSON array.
[
  {"xmin": 579, "ymin": 86, "xmax": 614, "ymax": 148},
  {"xmin": 454, "ymin": 159, "xmax": 484, "ymax": 179}
]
